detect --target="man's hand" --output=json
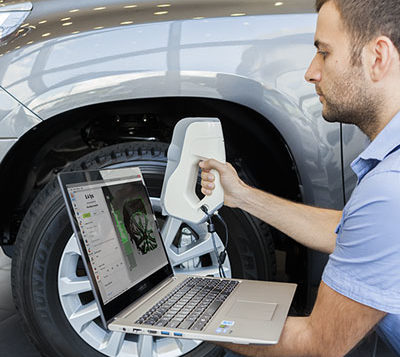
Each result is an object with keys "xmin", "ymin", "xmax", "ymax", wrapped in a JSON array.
[
  {"xmin": 218, "ymin": 282, "xmax": 386, "ymax": 357},
  {"xmin": 199, "ymin": 159, "xmax": 249, "ymax": 208}
]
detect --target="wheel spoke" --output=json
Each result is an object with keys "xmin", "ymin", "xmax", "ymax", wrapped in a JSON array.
[
  {"xmin": 138, "ymin": 335, "xmax": 154, "ymax": 357},
  {"xmin": 99, "ymin": 331, "xmax": 125, "ymax": 356},
  {"xmin": 169, "ymin": 235, "xmax": 223, "ymax": 267},
  {"xmin": 161, "ymin": 216, "xmax": 182, "ymax": 246},
  {"xmin": 59, "ymin": 276, "xmax": 92, "ymax": 296},
  {"xmin": 64, "ymin": 234, "xmax": 81, "ymax": 256},
  {"xmin": 69, "ymin": 301, "xmax": 100, "ymax": 332},
  {"xmin": 176, "ymin": 338, "xmax": 201, "ymax": 353}
]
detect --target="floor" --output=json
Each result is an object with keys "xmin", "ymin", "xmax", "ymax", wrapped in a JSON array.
[
  {"xmin": 0, "ymin": 251, "xmax": 41, "ymax": 357},
  {"xmin": 0, "ymin": 250, "xmax": 397, "ymax": 357}
]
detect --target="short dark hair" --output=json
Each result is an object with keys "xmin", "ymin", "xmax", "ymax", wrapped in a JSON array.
[{"xmin": 316, "ymin": 0, "xmax": 400, "ymax": 65}]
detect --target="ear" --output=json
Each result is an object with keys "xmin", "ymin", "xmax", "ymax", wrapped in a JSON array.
[{"xmin": 367, "ymin": 36, "xmax": 396, "ymax": 82}]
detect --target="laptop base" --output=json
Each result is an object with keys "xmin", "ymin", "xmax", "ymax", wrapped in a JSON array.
[{"xmin": 109, "ymin": 274, "xmax": 296, "ymax": 345}]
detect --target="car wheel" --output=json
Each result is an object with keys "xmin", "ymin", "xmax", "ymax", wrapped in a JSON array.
[{"xmin": 11, "ymin": 141, "xmax": 275, "ymax": 357}]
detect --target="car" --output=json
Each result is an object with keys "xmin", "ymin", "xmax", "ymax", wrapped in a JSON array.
[{"xmin": 0, "ymin": 1, "xmax": 377, "ymax": 357}]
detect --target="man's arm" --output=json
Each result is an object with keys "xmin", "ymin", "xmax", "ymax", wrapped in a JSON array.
[
  {"xmin": 219, "ymin": 282, "xmax": 386, "ymax": 357},
  {"xmin": 238, "ymin": 186, "xmax": 340, "ymax": 254},
  {"xmin": 200, "ymin": 159, "xmax": 341, "ymax": 254}
]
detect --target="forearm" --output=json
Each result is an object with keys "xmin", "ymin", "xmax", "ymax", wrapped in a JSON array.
[
  {"xmin": 218, "ymin": 282, "xmax": 386, "ymax": 357},
  {"xmin": 238, "ymin": 186, "xmax": 341, "ymax": 253},
  {"xmin": 218, "ymin": 316, "xmax": 316, "ymax": 357}
]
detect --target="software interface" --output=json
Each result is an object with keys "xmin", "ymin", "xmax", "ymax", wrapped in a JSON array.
[{"xmin": 67, "ymin": 174, "xmax": 168, "ymax": 305}]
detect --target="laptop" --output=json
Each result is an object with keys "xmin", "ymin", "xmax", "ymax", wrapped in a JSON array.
[{"xmin": 58, "ymin": 166, "xmax": 296, "ymax": 345}]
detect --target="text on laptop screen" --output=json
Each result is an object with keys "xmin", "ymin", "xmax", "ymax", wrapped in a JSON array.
[{"xmin": 66, "ymin": 175, "xmax": 169, "ymax": 305}]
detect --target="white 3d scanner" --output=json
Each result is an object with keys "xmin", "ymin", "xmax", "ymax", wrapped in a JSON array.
[{"xmin": 160, "ymin": 118, "xmax": 226, "ymax": 224}]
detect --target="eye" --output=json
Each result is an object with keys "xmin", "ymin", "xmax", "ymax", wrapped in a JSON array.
[{"xmin": 317, "ymin": 50, "xmax": 328, "ymax": 59}]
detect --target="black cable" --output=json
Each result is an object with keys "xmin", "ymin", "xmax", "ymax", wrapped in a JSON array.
[
  {"xmin": 200, "ymin": 206, "xmax": 229, "ymax": 278},
  {"xmin": 214, "ymin": 212, "xmax": 229, "ymax": 250}
]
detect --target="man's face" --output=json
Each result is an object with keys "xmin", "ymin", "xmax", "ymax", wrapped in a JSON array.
[{"xmin": 305, "ymin": 1, "xmax": 379, "ymax": 130}]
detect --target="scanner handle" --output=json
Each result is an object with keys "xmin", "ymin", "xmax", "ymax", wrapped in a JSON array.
[
  {"xmin": 161, "ymin": 118, "xmax": 225, "ymax": 224},
  {"xmin": 196, "ymin": 166, "xmax": 223, "ymax": 215}
]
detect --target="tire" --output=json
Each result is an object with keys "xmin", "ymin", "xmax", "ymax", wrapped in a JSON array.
[{"xmin": 11, "ymin": 141, "xmax": 275, "ymax": 357}]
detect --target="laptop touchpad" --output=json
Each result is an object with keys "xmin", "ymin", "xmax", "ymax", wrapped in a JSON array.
[{"xmin": 228, "ymin": 300, "xmax": 277, "ymax": 321}]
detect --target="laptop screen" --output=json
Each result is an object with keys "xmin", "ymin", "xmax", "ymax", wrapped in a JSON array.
[{"xmin": 58, "ymin": 167, "xmax": 173, "ymax": 325}]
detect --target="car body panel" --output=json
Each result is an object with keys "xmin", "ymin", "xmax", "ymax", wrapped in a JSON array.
[
  {"xmin": 0, "ymin": 86, "xmax": 41, "ymax": 161},
  {"xmin": 0, "ymin": 87, "xmax": 41, "ymax": 137},
  {"xmin": 0, "ymin": 1, "xmax": 345, "ymax": 211},
  {"xmin": 0, "ymin": 139, "xmax": 18, "ymax": 162},
  {"xmin": 0, "ymin": 1, "xmax": 32, "ymax": 11}
]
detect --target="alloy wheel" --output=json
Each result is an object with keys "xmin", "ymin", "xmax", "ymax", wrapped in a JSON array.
[{"xmin": 58, "ymin": 198, "xmax": 231, "ymax": 357}]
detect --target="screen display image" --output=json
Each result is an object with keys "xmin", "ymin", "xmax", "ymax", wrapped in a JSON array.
[
  {"xmin": 110, "ymin": 195, "xmax": 158, "ymax": 257},
  {"xmin": 124, "ymin": 198, "xmax": 158, "ymax": 254},
  {"xmin": 66, "ymin": 176, "xmax": 169, "ymax": 305},
  {"xmin": 102, "ymin": 181, "xmax": 166, "ymax": 283}
]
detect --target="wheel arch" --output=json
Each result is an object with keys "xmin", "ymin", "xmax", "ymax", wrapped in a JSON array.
[{"xmin": 0, "ymin": 96, "xmax": 302, "ymax": 248}]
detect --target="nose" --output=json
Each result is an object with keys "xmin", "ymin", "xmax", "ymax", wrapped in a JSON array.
[{"xmin": 305, "ymin": 55, "xmax": 321, "ymax": 84}]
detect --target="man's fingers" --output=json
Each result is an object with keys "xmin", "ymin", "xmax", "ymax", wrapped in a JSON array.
[
  {"xmin": 201, "ymin": 174, "xmax": 215, "ymax": 191},
  {"xmin": 199, "ymin": 159, "xmax": 227, "ymax": 195},
  {"xmin": 201, "ymin": 171, "xmax": 215, "ymax": 181},
  {"xmin": 203, "ymin": 182, "xmax": 214, "ymax": 189},
  {"xmin": 201, "ymin": 187, "xmax": 212, "ymax": 196},
  {"xmin": 199, "ymin": 158, "xmax": 226, "ymax": 172}
]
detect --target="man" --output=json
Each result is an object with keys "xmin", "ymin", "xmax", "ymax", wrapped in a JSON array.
[{"xmin": 200, "ymin": 0, "xmax": 400, "ymax": 356}]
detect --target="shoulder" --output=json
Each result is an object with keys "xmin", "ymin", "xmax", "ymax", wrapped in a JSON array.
[
  {"xmin": 341, "ymin": 167, "xmax": 400, "ymax": 238},
  {"xmin": 348, "ymin": 171, "xmax": 400, "ymax": 204},
  {"xmin": 347, "ymin": 160, "xmax": 400, "ymax": 215}
]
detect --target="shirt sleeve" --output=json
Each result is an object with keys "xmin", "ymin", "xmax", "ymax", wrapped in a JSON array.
[{"xmin": 322, "ymin": 170, "xmax": 400, "ymax": 313}]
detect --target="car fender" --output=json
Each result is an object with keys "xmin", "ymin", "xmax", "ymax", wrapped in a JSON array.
[{"xmin": 0, "ymin": 5, "xmax": 342, "ymax": 208}]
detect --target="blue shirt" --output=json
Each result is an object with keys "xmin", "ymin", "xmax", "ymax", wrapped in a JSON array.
[{"xmin": 322, "ymin": 112, "xmax": 400, "ymax": 354}]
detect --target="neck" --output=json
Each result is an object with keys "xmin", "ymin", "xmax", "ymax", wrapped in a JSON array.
[{"xmin": 362, "ymin": 101, "xmax": 400, "ymax": 141}]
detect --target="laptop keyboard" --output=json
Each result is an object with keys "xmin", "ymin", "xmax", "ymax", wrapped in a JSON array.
[{"xmin": 135, "ymin": 277, "xmax": 239, "ymax": 331}]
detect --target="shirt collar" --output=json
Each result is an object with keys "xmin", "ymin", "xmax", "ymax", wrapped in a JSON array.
[{"xmin": 351, "ymin": 111, "xmax": 400, "ymax": 181}]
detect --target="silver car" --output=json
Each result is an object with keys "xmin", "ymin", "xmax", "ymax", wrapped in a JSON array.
[{"xmin": 0, "ymin": 1, "xmax": 375, "ymax": 357}]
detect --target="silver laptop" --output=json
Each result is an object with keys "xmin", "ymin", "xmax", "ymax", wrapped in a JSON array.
[{"xmin": 58, "ymin": 166, "xmax": 296, "ymax": 345}]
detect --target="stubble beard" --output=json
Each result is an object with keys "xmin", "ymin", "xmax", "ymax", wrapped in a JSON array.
[{"xmin": 319, "ymin": 66, "xmax": 382, "ymax": 139}]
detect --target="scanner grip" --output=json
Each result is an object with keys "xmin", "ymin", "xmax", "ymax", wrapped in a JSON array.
[
  {"xmin": 161, "ymin": 118, "xmax": 225, "ymax": 224},
  {"xmin": 197, "ymin": 167, "xmax": 223, "ymax": 215}
]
